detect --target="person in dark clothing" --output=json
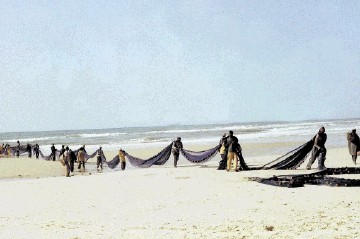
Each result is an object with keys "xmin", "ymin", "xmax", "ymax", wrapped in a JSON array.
[
  {"xmin": 16, "ymin": 141, "xmax": 20, "ymax": 157},
  {"xmin": 79, "ymin": 145, "xmax": 87, "ymax": 154},
  {"xmin": 50, "ymin": 144, "xmax": 57, "ymax": 161},
  {"xmin": 347, "ymin": 129, "xmax": 360, "ymax": 164},
  {"xmin": 26, "ymin": 143, "xmax": 32, "ymax": 158},
  {"xmin": 235, "ymin": 142, "xmax": 249, "ymax": 171},
  {"xmin": 306, "ymin": 127, "xmax": 327, "ymax": 170},
  {"xmin": 63, "ymin": 146, "xmax": 71, "ymax": 177},
  {"xmin": 59, "ymin": 145, "xmax": 65, "ymax": 158},
  {"xmin": 97, "ymin": 146, "xmax": 104, "ymax": 171},
  {"xmin": 226, "ymin": 131, "xmax": 239, "ymax": 171},
  {"xmin": 172, "ymin": 137, "xmax": 183, "ymax": 168},
  {"xmin": 217, "ymin": 133, "xmax": 228, "ymax": 170},
  {"xmin": 34, "ymin": 144, "xmax": 40, "ymax": 159},
  {"xmin": 69, "ymin": 149, "xmax": 77, "ymax": 172}
]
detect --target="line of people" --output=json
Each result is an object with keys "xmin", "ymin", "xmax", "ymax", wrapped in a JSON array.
[{"xmin": 1, "ymin": 126, "xmax": 360, "ymax": 175}]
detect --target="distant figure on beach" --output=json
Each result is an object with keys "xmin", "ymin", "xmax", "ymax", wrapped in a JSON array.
[
  {"xmin": 77, "ymin": 147, "xmax": 86, "ymax": 170},
  {"xmin": 16, "ymin": 141, "xmax": 20, "ymax": 157},
  {"xmin": 26, "ymin": 143, "xmax": 32, "ymax": 158},
  {"xmin": 172, "ymin": 137, "xmax": 183, "ymax": 168},
  {"xmin": 63, "ymin": 146, "xmax": 71, "ymax": 177},
  {"xmin": 69, "ymin": 149, "xmax": 77, "ymax": 172},
  {"xmin": 50, "ymin": 144, "xmax": 56, "ymax": 161},
  {"xmin": 217, "ymin": 133, "xmax": 228, "ymax": 170},
  {"xmin": 59, "ymin": 145, "xmax": 65, "ymax": 158},
  {"xmin": 306, "ymin": 127, "xmax": 327, "ymax": 170},
  {"xmin": 0, "ymin": 143, "xmax": 4, "ymax": 156},
  {"xmin": 79, "ymin": 145, "xmax": 87, "ymax": 153},
  {"xmin": 34, "ymin": 144, "xmax": 40, "ymax": 159},
  {"xmin": 5, "ymin": 144, "xmax": 11, "ymax": 157},
  {"xmin": 347, "ymin": 129, "xmax": 360, "ymax": 164},
  {"xmin": 119, "ymin": 149, "xmax": 126, "ymax": 170},
  {"xmin": 226, "ymin": 131, "xmax": 239, "ymax": 172},
  {"xmin": 97, "ymin": 146, "xmax": 104, "ymax": 171}
]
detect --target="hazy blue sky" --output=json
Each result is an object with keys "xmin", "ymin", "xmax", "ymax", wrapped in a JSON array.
[{"xmin": 0, "ymin": 1, "xmax": 359, "ymax": 132}]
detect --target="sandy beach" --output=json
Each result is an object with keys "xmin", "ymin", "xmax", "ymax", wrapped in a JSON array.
[{"xmin": 1, "ymin": 144, "xmax": 360, "ymax": 239}]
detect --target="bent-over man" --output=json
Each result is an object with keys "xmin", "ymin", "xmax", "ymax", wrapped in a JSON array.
[{"xmin": 306, "ymin": 127, "xmax": 327, "ymax": 170}]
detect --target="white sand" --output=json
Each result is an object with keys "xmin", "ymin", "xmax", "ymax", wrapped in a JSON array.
[{"xmin": 1, "ymin": 146, "xmax": 360, "ymax": 238}]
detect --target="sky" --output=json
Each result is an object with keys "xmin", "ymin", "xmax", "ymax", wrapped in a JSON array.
[{"xmin": 0, "ymin": 0, "xmax": 359, "ymax": 132}]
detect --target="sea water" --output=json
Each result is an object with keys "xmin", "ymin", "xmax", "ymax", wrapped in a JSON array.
[{"xmin": 0, "ymin": 118, "xmax": 359, "ymax": 156}]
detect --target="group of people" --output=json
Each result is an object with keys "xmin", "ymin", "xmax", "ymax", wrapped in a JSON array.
[
  {"xmin": 217, "ymin": 130, "xmax": 249, "ymax": 171},
  {"xmin": 0, "ymin": 141, "xmax": 40, "ymax": 158},
  {"xmin": 1, "ymin": 126, "xmax": 360, "ymax": 175}
]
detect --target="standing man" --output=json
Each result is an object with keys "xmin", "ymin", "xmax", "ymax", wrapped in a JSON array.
[
  {"xmin": 217, "ymin": 133, "xmax": 228, "ymax": 170},
  {"xmin": 226, "ymin": 131, "xmax": 239, "ymax": 172},
  {"xmin": 50, "ymin": 144, "xmax": 57, "ymax": 161},
  {"xmin": 26, "ymin": 143, "xmax": 32, "ymax": 158},
  {"xmin": 69, "ymin": 149, "xmax": 77, "ymax": 172},
  {"xmin": 97, "ymin": 146, "xmax": 104, "ymax": 171},
  {"xmin": 119, "ymin": 149, "xmax": 126, "ymax": 170},
  {"xmin": 63, "ymin": 146, "xmax": 71, "ymax": 177},
  {"xmin": 34, "ymin": 144, "xmax": 40, "ymax": 159},
  {"xmin": 306, "ymin": 126, "xmax": 327, "ymax": 170},
  {"xmin": 77, "ymin": 147, "xmax": 86, "ymax": 170},
  {"xmin": 16, "ymin": 141, "xmax": 21, "ymax": 157},
  {"xmin": 59, "ymin": 145, "xmax": 66, "ymax": 158},
  {"xmin": 172, "ymin": 137, "xmax": 183, "ymax": 168},
  {"xmin": 347, "ymin": 129, "xmax": 360, "ymax": 164}
]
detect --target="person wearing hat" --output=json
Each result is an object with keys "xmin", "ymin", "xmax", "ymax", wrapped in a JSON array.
[
  {"xmin": 306, "ymin": 126, "xmax": 327, "ymax": 170},
  {"xmin": 347, "ymin": 129, "xmax": 360, "ymax": 164},
  {"xmin": 217, "ymin": 133, "xmax": 228, "ymax": 170},
  {"xmin": 97, "ymin": 146, "xmax": 104, "ymax": 171},
  {"xmin": 172, "ymin": 137, "xmax": 183, "ymax": 168}
]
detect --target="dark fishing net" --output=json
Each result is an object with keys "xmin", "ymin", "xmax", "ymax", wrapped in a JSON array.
[
  {"xmin": 261, "ymin": 140, "xmax": 314, "ymax": 170},
  {"xmin": 124, "ymin": 143, "xmax": 173, "ymax": 168},
  {"xmin": 180, "ymin": 145, "xmax": 221, "ymax": 164},
  {"xmin": 107, "ymin": 155, "xmax": 120, "ymax": 169},
  {"xmin": 38, "ymin": 150, "xmax": 60, "ymax": 161},
  {"xmin": 250, "ymin": 167, "xmax": 360, "ymax": 187}
]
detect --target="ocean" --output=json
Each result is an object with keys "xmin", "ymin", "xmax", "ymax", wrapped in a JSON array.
[{"xmin": 0, "ymin": 119, "xmax": 359, "ymax": 156}]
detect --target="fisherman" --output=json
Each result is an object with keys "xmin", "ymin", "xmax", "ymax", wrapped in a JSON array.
[
  {"xmin": 69, "ymin": 149, "xmax": 77, "ymax": 172},
  {"xmin": 235, "ymin": 141, "xmax": 249, "ymax": 170},
  {"xmin": 347, "ymin": 129, "xmax": 360, "ymax": 164},
  {"xmin": 306, "ymin": 127, "xmax": 327, "ymax": 170},
  {"xmin": 217, "ymin": 133, "xmax": 228, "ymax": 170},
  {"xmin": 80, "ymin": 145, "xmax": 87, "ymax": 153},
  {"xmin": 50, "ymin": 144, "xmax": 57, "ymax": 161},
  {"xmin": 77, "ymin": 147, "xmax": 86, "ymax": 170},
  {"xmin": 226, "ymin": 131, "xmax": 239, "ymax": 171},
  {"xmin": 97, "ymin": 146, "xmax": 104, "ymax": 171},
  {"xmin": 33, "ymin": 144, "xmax": 40, "ymax": 159},
  {"xmin": 172, "ymin": 137, "xmax": 183, "ymax": 168},
  {"xmin": 16, "ymin": 141, "xmax": 20, "ymax": 157},
  {"xmin": 26, "ymin": 143, "xmax": 32, "ymax": 158},
  {"xmin": 119, "ymin": 149, "xmax": 126, "ymax": 170},
  {"xmin": 63, "ymin": 146, "xmax": 71, "ymax": 177},
  {"xmin": 0, "ymin": 143, "xmax": 4, "ymax": 156},
  {"xmin": 5, "ymin": 144, "xmax": 11, "ymax": 157},
  {"xmin": 59, "ymin": 145, "xmax": 66, "ymax": 158}
]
